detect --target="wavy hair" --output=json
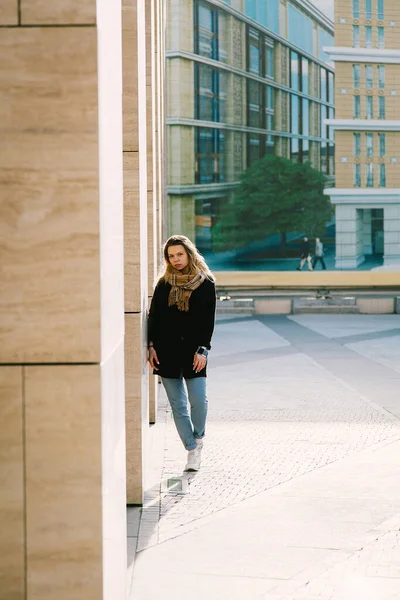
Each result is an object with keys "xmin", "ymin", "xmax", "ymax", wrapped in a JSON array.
[{"xmin": 160, "ymin": 235, "xmax": 215, "ymax": 282}]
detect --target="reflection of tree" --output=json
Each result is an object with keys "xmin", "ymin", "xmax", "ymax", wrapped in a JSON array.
[{"xmin": 213, "ymin": 155, "xmax": 333, "ymax": 254}]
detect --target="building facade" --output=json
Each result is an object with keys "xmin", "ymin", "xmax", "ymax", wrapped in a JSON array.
[
  {"xmin": 325, "ymin": 0, "xmax": 400, "ymax": 268},
  {"xmin": 0, "ymin": 0, "xmax": 165, "ymax": 598},
  {"xmin": 167, "ymin": 0, "xmax": 334, "ymax": 253}
]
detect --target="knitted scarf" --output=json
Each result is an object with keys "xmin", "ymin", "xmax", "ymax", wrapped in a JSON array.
[{"xmin": 165, "ymin": 270, "xmax": 206, "ymax": 312}]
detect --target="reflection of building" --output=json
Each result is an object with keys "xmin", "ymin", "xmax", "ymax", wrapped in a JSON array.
[
  {"xmin": 167, "ymin": 0, "xmax": 334, "ymax": 252},
  {"xmin": 325, "ymin": 0, "xmax": 400, "ymax": 268}
]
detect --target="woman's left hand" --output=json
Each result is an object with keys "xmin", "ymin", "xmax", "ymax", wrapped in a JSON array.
[{"xmin": 193, "ymin": 353, "xmax": 207, "ymax": 373}]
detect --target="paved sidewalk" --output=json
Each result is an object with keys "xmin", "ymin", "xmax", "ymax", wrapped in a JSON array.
[{"xmin": 129, "ymin": 314, "xmax": 400, "ymax": 599}]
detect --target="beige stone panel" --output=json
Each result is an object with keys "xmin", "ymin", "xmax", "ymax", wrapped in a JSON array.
[
  {"xmin": 0, "ymin": 367, "xmax": 24, "ymax": 600},
  {"xmin": 123, "ymin": 0, "xmax": 139, "ymax": 152},
  {"xmin": 149, "ymin": 375, "xmax": 158, "ymax": 424},
  {"xmin": 167, "ymin": 59, "xmax": 194, "ymax": 119},
  {"xmin": 254, "ymin": 299, "xmax": 292, "ymax": 314},
  {"xmin": 125, "ymin": 313, "xmax": 149, "ymax": 505},
  {"xmin": 168, "ymin": 194, "xmax": 195, "ymax": 240},
  {"xmin": 168, "ymin": 126, "xmax": 195, "ymax": 186},
  {"xmin": 21, "ymin": 0, "xmax": 95, "ymax": 24},
  {"xmin": 167, "ymin": 0, "xmax": 193, "ymax": 53},
  {"xmin": 124, "ymin": 152, "xmax": 148, "ymax": 313},
  {"xmin": 25, "ymin": 366, "xmax": 103, "ymax": 600},
  {"xmin": 0, "ymin": 0, "xmax": 18, "ymax": 24},
  {"xmin": 0, "ymin": 27, "xmax": 100, "ymax": 364},
  {"xmin": 357, "ymin": 298, "xmax": 395, "ymax": 313}
]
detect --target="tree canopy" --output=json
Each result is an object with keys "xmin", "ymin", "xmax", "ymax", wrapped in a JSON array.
[{"xmin": 212, "ymin": 155, "xmax": 333, "ymax": 253}]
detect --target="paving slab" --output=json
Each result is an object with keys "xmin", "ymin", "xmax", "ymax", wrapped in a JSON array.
[{"xmin": 130, "ymin": 315, "xmax": 400, "ymax": 599}]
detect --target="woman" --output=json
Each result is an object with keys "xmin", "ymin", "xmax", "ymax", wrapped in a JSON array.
[{"xmin": 148, "ymin": 235, "xmax": 216, "ymax": 472}]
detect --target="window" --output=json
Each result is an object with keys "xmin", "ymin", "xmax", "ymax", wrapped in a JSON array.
[
  {"xmin": 365, "ymin": 65, "xmax": 373, "ymax": 89},
  {"xmin": 290, "ymin": 51, "xmax": 300, "ymax": 91},
  {"xmin": 288, "ymin": 3, "xmax": 313, "ymax": 54},
  {"xmin": 379, "ymin": 133, "xmax": 386, "ymax": 157},
  {"xmin": 366, "ymin": 163, "xmax": 374, "ymax": 187},
  {"xmin": 291, "ymin": 94, "xmax": 300, "ymax": 135},
  {"xmin": 248, "ymin": 28, "xmax": 261, "ymax": 75},
  {"xmin": 247, "ymin": 134, "xmax": 261, "ymax": 166},
  {"xmin": 302, "ymin": 57, "xmax": 309, "ymax": 94},
  {"xmin": 377, "ymin": 0, "xmax": 384, "ymax": 20},
  {"xmin": 378, "ymin": 66, "xmax": 385, "ymax": 89},
  {"xmin": 195, "ymin": 1, "xmax": 217, "ymax": 60},
  {"xmin": 379, "ymin": 163, "xmax": 386, "ymax": 187},
  {"xmin": 354, "ymin": 163, "xmax": 361, "ymax": 187},
  {"xmin": 366, "ymin": 133, "xmax": 374, "ymax": 157},
  {"xmin": 366, "ymin": 96, "xmax": 373, "ymax": 119},
  {"xmin": 365, "ymin": 26, "xmax": 372, "ymax": 49},
  {"xmin": 328, "ymin": 72, "xmax": 334, "ymax": 104},
  {"xmin": 247, "ymin": 27, "xmax": 275, "ymax": 78},
  {"xmin": 248, "ymin": 80, "xmax": 262, "ymax": 127},
  {"xmin": 353, "ymin": 25, "xmax": 360, "ymax": 48},
  {"xmin": 195, "ymin": 65, "xmax": 226, "ymax": 122},
  {"xmin": 320, "ymin": 68, "xmax": 327, "ymax": 101},
  {"xmin": 353, "ymin": 64, "xmax": 361, "ymax": 88},
  {"xmin": 378, "ymin": 96, "xmax": 386, "ymax": 119},
  {"xmin": 354, "ymin": 95, "xmax": 361, "ymax": 118},
  {"xmin": 354, "ymin": 133, "xmax": 361, "ymax": 157},
  {"xmin": 302, "ymin": 98, "xmax": 309, "ymax": 137},
  {"xmin": 320, "ymin": 104, "xmax": 327, "ymax": 139},
  {"xmin": 195, "ymin": 128, "xmax": 225, "ymax": 184},
  {"xmin": 353, "ymin": 0, "xmax": 360, "ymax": 18},
  {"xmin": 266, "ymin": 86, "xmax": 274, "ymax": 109},
  {"xmin": 365, "ymin": 0, "xmax": 372, "ymax": 20},
  {"xmin": 265, "ymin": 42, "xmax": 275, "ymax": 78},
  {"xmin": 378, "ymin": 27, "xmax": 385, "ymax": 49}
]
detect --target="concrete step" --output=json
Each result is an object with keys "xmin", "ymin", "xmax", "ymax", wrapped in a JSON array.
[
  {"xmin": 293, "ymin": 305, "xmax": 360, "ymax": 314},
  {"xmin": 216, "ymin": 299, "xmax": 255, "ymax": 314}
]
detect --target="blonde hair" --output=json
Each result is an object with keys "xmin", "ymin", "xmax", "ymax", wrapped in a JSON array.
[{"xmin": 160, "ymin": 235, "xmax": 215, "ymax": 282}]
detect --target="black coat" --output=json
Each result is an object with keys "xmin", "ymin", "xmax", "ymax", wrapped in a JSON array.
[
  {"xmin": 300, "ymin": 240, "xmax": 310, "ymax": 257},
  {"xmin": 147, "ymin": 277, "xmax": 216, "ymax": 379}
]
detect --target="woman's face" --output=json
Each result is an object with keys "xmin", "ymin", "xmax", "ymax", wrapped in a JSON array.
[{"xmin": 167, "ymin": 244, "xmax": 189, "ymax": 271}]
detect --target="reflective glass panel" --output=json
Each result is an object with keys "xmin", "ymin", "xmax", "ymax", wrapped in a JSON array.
[
  {"xmin": 365, "ymin": 65, "xmax": 373, "ymax": 88},
  {"xmin": 354, "ymin": 133, "xmax": 361, "ymax": 157}
]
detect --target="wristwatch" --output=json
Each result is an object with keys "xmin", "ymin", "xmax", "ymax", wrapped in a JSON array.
[{"xmin": 196, "ymin": 346, "xmax": 209, "ymax": 358}]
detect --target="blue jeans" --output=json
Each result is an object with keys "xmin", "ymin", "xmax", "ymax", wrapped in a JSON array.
[{"xmin": 161, "ymin": 377, "xmax": 208, "ymax": 450}]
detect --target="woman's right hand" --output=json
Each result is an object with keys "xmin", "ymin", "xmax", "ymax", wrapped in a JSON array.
[{"xmin": 148, "ymin": 347, "xmax": 160, "ymax": 371}]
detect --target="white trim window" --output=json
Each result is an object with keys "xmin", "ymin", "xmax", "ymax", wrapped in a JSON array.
[
  {"xmin": 366, "ymin": 163, "xmax": 374, "ymax": 187},
  {"xmin": 366, "ymin": 95, "xmax": 373, "ymax": 119},
  {"xmin": 365, "ymin": 26, "xmax": 373, "ymax": 49},
  {"xmin": 378, "ymin": 27, "xmax": 385, "ymax": 49},
  {"xmin": 353, "ymin": 64, "xmax": 361, "ymax": 87},
  {"xmin": 353, "ymin": 25, "xmax": 360, "ymax": 48},
  {"xmin": 379, "ymin": 163, "xmax": 386, "ymax": 187},
  {"xmin": 354, "ymin": 163, "xmax": 362, "ymax": 187},
  {"xmin": 379, "ymin": 133, "xmax": 386, "ymax": 157},
  {"xmin": 354, "ymin": 132, "xmax": 361, "ymax": 157},
  {"xmin": 366, "ymin": 133, "xmax": 374, "ymax": 157},
  {"xmin": 354, "ymin": 95, "xmax": 361, "ymax": 118},
  {"xmin": 378, "ymin": 96, "xmax": 386, "ymax": 119},
  {"xmin": 377, "ymin": 0, "xmax": 384, "ymax": 20},
  {"xmin": 378, "ymin": 65, "xmax": 385, "ymax": 89},
  {"xmin": 365, "ymin": 64, "xmax": 373, "ymax": 88},
  {"xmin": 365, "ymin": 0, "xmax": 372, "ymax": 20}
]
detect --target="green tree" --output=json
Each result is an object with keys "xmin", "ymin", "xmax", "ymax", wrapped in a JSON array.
[{"xmin": 213, "ymin": 155, "xmax": 333, "ymax": 254}]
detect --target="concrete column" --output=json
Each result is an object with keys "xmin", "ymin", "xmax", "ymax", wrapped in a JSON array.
[
  {"xmin": 168, "ymin": 194, "xmax": 196, "ymax": 240},
  {"xmin": 384, "ymin": 205, "xmax": 400, "ymax": 266},
  {"xmin": 0, "ymin": 1, "xmax": 127, "ymax": 598},
  {"xmin": 335, "ymin": 206, "xmax": 365, "ymax": 268},
  {"xmin": 363, "ymin": 209, "xmax": 373, "ymax": 255},
  {"xmin": 122, "ymin": 0, "xmax": 150, "ymax": 505}
]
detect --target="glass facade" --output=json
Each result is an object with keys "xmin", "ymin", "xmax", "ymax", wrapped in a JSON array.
[
  {"xmin": 195, "ymin": 128, "xmax": 225, "ymax": 184},
  {"xmin": 288, "ymin": 3, "xmax": 313, "ymax": 55},
  {"xmin": 244, "ymin": 0, "xmax": 279, "ymax": 33},
  {"xmin": 195, "ymin": 0, "xmax": 228, "ymax": 62},
  {"xmin": 195, "ymin": 64, "xmax": 227, "ymax": 122}
]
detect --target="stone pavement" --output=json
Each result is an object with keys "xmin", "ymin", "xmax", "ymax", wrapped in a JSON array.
[{"xmin": 128, "ymin": 314, "xmax": 400, "ymax": 599}]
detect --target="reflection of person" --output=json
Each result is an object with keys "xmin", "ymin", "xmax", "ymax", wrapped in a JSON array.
[
  {"xmin": 312, "ymin": 237, "xmax": 326, "ymax": 270},
  {"xmin": 148, "ymin": 235, "xmax": 216, "ymax": 472},
  {"xmin": 296, "ymin": 236, "xmax": 313, "ymax": 271}
]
